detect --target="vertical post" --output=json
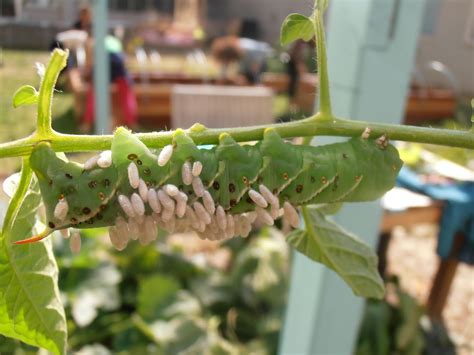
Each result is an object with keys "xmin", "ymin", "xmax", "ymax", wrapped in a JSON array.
[
  {"xmin": 279, "ymin": 0, "xmax": 427, "ymax": 354},
  {"xmin": 92, "ymin": 0, "xmax": 110, "ymax": 135}
]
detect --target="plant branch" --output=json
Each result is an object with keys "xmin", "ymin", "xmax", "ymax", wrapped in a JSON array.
[
  {"xmin": 36, "ymin": 49, "xmax": 68, "ymax": 137},
  {"xmin": 0, "ymin": 115, "xmax": 472, "ymax": 158},
  {"xmin": 313, "ymin": 5, "xmax": 331, "ymax": 116}
]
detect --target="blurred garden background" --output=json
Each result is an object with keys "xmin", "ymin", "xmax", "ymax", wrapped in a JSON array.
[{"xmin": 0, "ymin": 0, "xmax": 473, "ymax": 354}]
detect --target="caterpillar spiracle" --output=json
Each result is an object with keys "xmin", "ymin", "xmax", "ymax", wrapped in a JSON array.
[{"xmin": 17, "ymin": 127, "xmax": 402, "ymax": 249}]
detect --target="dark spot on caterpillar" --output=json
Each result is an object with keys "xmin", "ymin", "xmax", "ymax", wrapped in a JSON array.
[
  {"xmin": 342, "ymin": 153, "xmax": 348, "ymax": 159},
  {"xmin": 82, "ymin": 207, "xmax": 91, "ymax": 214},
  {"xmin": 213, "ymin": 181, "xmax": 220, "ymax": 190},
  {"xmin": 188, "ymin": 190, "xmax": 194, "ymax": 195},
  {"xmin": 65, "ymin": 173, "xmax": 73, "ymax": 179},
  {"xmin": 283, "ymin": 173, "xmax": 289, "ymax": 180},
  {"xmin": 88, "ymin": 181, "xmax": 97, "ymax": 189},
  {"xmin": 143, "ymin": 168, "xmax": 151, "ymax": 175},
  {"xmin": 145, "ymin": 181, "xmax": 152, "ymax": 188},
  {"xmin": 257, "ymin": 176, "xmax": 263, "ymax": 183},
  {"xmin": 310, "ymin": 176, "xmax": 316, "ymax": 183},
  {"xmin": 85, "ymin": 218, "xmax": 94, "ymax": 224},
  {"xmin": 228, "ymin": 183, "xmax": 236, "ymax": 193},
  {"xmin": 230, "ymin": 199, "xmax": 237, "ymax": 207},
  {"xmin": 70, "ymin": 217, "xmax": 78, "ymax": 224},
  {"xmin": 296, "ymin": 185, "xmax": 303, "ymax": 193},
  {"xmin": 136, "ymin": 159, "xmax": 143, "ymax": 166},
  {"xmin": 100, "ymin": 204, "xmax": 107, "ymax": 211},
  {"xmin": 103, "ymin": 179, "xmax": 110, "ymax": 187},
  {"xmin": 96, "ymin": 213, "xmax": 103, "ymax": 220},
  {"xmin": 242, "ymin": 176, "xmax": 248, "ymax": 185},
  {"xmin": 67, "ymin": 186, "xmax": 75, "ymax": 194},
  {"xmin": 48, "ymin": 222, "xmax": 55, "ymax": 228},
  {"xmin": 98, "ymin": 192, "xmax": 105, "ymax": 200},
  {"xmin": 355, "ymin": 175, "xmax": 361, "ymax": 181},
  {"xmin": 128, "ymin": 153, "xmax": 138, "ymax": 160},
  {"xmin": 246, "ymin": 197, "xmax": 253, "ymax": 204},
  {"xmin": 273, "ymin": 188, "xmax": 278, "ymax": 195},
  {"xmin": 48, "ymin": 180, "xmax": 53, "ymax": 186},
  {"xmin": 321, "ymin": 176, "xmax": 328, "ymax": 184}
]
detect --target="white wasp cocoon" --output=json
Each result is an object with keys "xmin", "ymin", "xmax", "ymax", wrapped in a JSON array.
[
  {"xmin": 225, "ymin": 214, "xmax": 235, "ymax": 239},
  {"xmin": 186, "ymin": 206, "xmax": 200, "ymax": 229},
  {"xmin": 127, "ymin": 218, "xmax": 140, "ymax": 240},
  {"xmin": 109, "ymin": 226, "xmax": 127, "ymax": 251},
  {"xmin": 192, "ymin": 177, "xmax": 205, "ymax": 197},
  {"xmin": 60, "ymin": 228, "xmax": 70, "ymax": 239},
  {"xmin": 249, "ymin": 189, "xmax": 268, "ymax": 208},
  {"xmin": 163, "ymin": 184, "xmax": 179, "ymax": 197},
  {"xmin": 256, "ymin": 207, "xmax": 274, "ymax": 226},
  {"xmin": 270, "ymin": 203, "xmax": 280, "ymax": 220},
  {"xmin": 259, "ymin": 184, "xmax": 279, "ymax": 206},
  {"xmin": 283, "ymin": 201, "xmax": 300, "ymax": 228},
  {"xmin": 131, "ymin": 193, "xmax": 145, "ymax": 216},
  {"xmin": 157, "ymin": 189, "xmax": 175, "ymax": 211},
  {"xmin": 115, "ymin": 216, "xmax": 129, "ymax": 234},
  {"xmin": 70, "ymin": 232, "xmax": 82, "ymax": 254},
  {"xmin": 138, "ymin": 179, "xmax": 149, "ymax": 202},
  {"xmin": 182, "ymin": 161, "xmax": 193, "ymax": 185},
  {"xmin": 157, "ymin": 145, "xmax": 173, "ymax": 166},
  {"xmin": 174, "ymin": 192, "xmax": 188, "ymax": 218},
  {"xmin": 118, "ymin": 194, "xmax": 136, "ymax": 218},
  {"xmin": 97, "ymin": 150, "xmax": 112, "ymax": 168},
  {"xmin": 193, "ymin": 202, "xmax": 211, "ymax": 225},
  {"xmin": 54, "ymin": 198, "xmax": 69, "ymax": 221},
  {"xmin": 215, "ymin": 205, "xmax": 227, "ymax": 230},
  {"xmin": 84, "ymin": 155, "xmax": 100, "ymax": 170},
  {"xmin": 140, "ymin": 216, "xmax": 157, "ymax": 245},
  {"xmin": 245, "ymin": 211, "xmax": 258, "ymax": 224},
  {"xmin": 192, "ymin": 161, "xmax": 203, "ymax": 177},
  {"xmin": 147, "ymin": 188, "xmax": 161, "ymax": 213},
  {"xmin": 128, "ymin": 162, "xmax": 140, "ymax": 189},
  {"xmin": 202, "ymin": 190, "xmax": 216, "ymax": 215},
  {"xmin": 362, "ymin": 127, "xmax": 371, "ymax": 140},
  {"xmin": 162, "ymin": 207, "xmax": 175, "ymax": 222}
]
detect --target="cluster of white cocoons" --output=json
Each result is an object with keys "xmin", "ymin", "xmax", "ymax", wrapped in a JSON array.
[
  {"xmin": 71, "ymin": 149, "xmax": 301, "ymax": 251},
  {"xmin": 109, "ymin": 154, "xmax": 302, "ymax": 250}
]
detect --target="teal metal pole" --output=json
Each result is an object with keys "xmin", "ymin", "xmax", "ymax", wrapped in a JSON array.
[
  {"xmin": 92, "ymin": 0, "xmax": 110, "ymax": 135},
  {"xmin": 279, "ymin": 1, "xmax": 427, "ymax": 354}
]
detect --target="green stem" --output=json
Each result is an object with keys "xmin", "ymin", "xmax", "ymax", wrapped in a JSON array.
[
  {"xmin": 36, "ymin": 49, "xmax": 68, "ymax": 137},
  {"xmin": 313, "ymin": 7, "xmax": 332, "ymax": 116},
  {"xmin": 0, "ymin": 115, "xmax": 472, "ymax": 158},
  {"xmin": 1, "ymin": 157, "xmax": 33, "ymax": 240}
]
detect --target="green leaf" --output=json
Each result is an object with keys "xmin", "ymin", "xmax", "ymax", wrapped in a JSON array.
[
  {"xmin": 280, "ymin": 13, "xmax": 315, "ymax": 46},
  {"xmin": 287, "ymin": 207, "xmax": 384, "ymax": 299},
  {"xmin": 137, "ymin": 273, "xmax": 181, "ymax": 321},
  {"xmin": 317, "ymin": 0, "xmax": 329, "ymax": 11},
  {"xmin": 12, "ymin": 85, "xmax": 38, "ymax": 108},
  {"xmin": 313, "ymin": 202, "xmax": 343, "ymax": 216},
  {"xmin": 0, "ymin": 161, "xmax": 67, "ymax": 354}
]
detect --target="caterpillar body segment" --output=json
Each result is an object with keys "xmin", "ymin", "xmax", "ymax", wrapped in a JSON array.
[{"xmin": 24, "ymin": 127, "xmax": 402, "ymax": 247}]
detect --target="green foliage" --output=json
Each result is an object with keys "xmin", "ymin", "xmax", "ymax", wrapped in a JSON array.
[
  {"xmin": 287, "ymin": 206, "xmax": 384, "ymax": 299},
  {"xmin": 0, "ymin": 164, "xmax": 67, "ymax": 354},
  {"xmin": 280, "ymin": 13, "xmax": 315, "ymax": 46},
  {"xmin": 12, "ymin": 85, "xmax": 38, "ymax": 108}
]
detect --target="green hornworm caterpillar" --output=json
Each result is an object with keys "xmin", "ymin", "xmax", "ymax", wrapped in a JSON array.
[{"xmin": 17, "ymin": 127, "xmax": 402, "ymax": 249}]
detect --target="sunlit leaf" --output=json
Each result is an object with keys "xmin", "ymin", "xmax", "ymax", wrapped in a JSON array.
[
  {"xmin": 12, "ymin": 85, "xmax": 38, "ymax": 108},
  {"xmin": 287, "ymin": 206, "xmax": 384, "ymax": 299},
  {"xmin": 0, "ymin": 163, "xmax": 67, "ymax": 354},
  {"xmin": 280, "ymin": 13, "xmax": 315, "ymax": 46}
]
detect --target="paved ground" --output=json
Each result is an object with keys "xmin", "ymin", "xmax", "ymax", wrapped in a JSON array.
[{"xmin": 387, "ymin": 224, "xmax": 474, "ymax": 355}]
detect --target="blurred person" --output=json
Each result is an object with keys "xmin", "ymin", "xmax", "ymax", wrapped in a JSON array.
[
  {"xmin": 82, "ymin": 33, "xmax": 138, "ymax": 132},
  {"xmin": 211, "ymin": 19, "xmax": 272, "ymax": 85}
]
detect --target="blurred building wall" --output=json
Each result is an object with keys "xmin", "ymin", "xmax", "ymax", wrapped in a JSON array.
[{"xmin": 416, "ymin": 0, "xmax": 474, "ymax": 95}]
